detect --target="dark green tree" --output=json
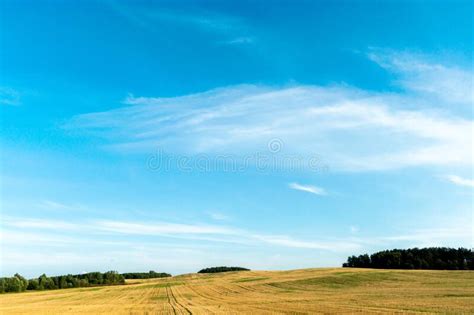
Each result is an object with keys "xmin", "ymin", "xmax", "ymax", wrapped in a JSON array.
[
  {"xmin": 27, "ymin": 279, "xmax": 39, "ymax": 290},
  {"xmin": 343, "ymin": 247, "xmax": 473, "ymax": 270}
]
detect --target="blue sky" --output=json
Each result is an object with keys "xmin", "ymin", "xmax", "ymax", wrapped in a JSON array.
[{"xmin": 0, "ymin": 0, "xmax": 473, "ymax": 277}]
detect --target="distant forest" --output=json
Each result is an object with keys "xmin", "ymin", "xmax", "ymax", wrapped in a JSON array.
[
  {"xmin": 0, "ymin": 270, "xmax": 170, "ymax": 293},
  {"xmin": 198, "ymin": 266, "xmax": 250, "ymax": 273},
  {"xmin": 343, "ymin": 247, "xmax": 473, "ymax": 270},
  {"xmin": 122, "ymin": 271, "xmax": 171, "ymax": 279}
]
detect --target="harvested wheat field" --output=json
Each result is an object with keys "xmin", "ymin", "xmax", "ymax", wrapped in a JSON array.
[{"xmin": 1, "ymin": 268, "xmax": 473, "ymax": 314}]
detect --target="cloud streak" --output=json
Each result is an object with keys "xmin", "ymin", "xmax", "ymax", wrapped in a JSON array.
[
  {"xmin": 4, "ymin": 216, "xmax": 469, "ymax": 255},
  {"xmin": 252, "ymin": 235, "xmax": 360, "ymax": 251},
  {"xmin": 444, "ymin": 175, "xmax": 474, "ymax": 188},
  {"xmin": 106, "ymin": 3, "xmax": 253, "ymax": 45},
  {"xmin": 0, "ymin": 87, "xmax": 20, "ymax": 106},
  {"xmin": 67, "ymin": 53, "xmax": 473, "ymax": 172},
  {"xmin": 369, "ymin": 50, "xmax": 473, "ymax": 107},
  {"xmin": 96, "ymin": 220, "xmax": 237, "ymax": 236},
  {"xmin": 382, "ymin": 227, "xmax": 472, "ymax": 247},
  {"xmin": 289, "ymin": 182, "xmax": 326, "ymax": 196},
  {"xmin": 2, "ymin": 217, "xmax": 79, "ymax": 231},
  {"xmin": 1, "ymin": 216, "xmax": 359, "ymax": 252}
]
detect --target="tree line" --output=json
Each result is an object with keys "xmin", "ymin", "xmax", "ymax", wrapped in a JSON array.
[
  {"xmin": 121, "ymin": 271, "xmax": 171, "ymax": 279},
  {"xmin": 198, "ymin": 266, "xmax": 250, "ymax": 273},
  {"xmin": 1, "ymin": 269, "xmax": 169, "ymax": 293},
  {"xmin": 1, "ymin": 271, "xmax": 125, "ymax": 293},
  {"xmin": 343, "ymin": 247, "xmax": 473, "ymax": 270}
]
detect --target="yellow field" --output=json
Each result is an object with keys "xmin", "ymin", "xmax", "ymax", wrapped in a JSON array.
[{"xmin": 1, "ymin": 268, "xmax": 473, "ymax": 314}]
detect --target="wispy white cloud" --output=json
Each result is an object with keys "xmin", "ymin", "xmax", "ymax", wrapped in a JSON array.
[
  {"xmin": 368, "ymin": 50, "xmax": 473, "ymax": 106},
  {"xmin": 67, "ymin": 53, "xmax": 473, "ymax": 172},
  {"xmin": 219, "ymin": 36, "xmax": 254, "ymax": 45},
  {"xmin": 4, "ymin": 217, "xmax": 470, "ymax": 250},
  {"xmin": 107, "ymin": 3, "xmax": 253, "ymax": 45},
  {"xmin": 252, "ymin": 234, "xmax": 361, "ymax": 251},
  {"xmin": 207, "ymin": 211, "xmax": 230, "ymax": 221},
  {"xmin": 1, "ymin": 215, "xmax": 471, "ymax": 276},
  {"xmin": 38, "ymin": 200, "xmax": 86, "ymax": 211},
  {"xmin": 95, "ymin": 220, "xmax": 237, "ymax": 236},
  {"xmin": 0, "ymin": 87, "xmax": 20, "ymax": 106},
  {"xmin": 153, "ymin": 9, "xmax": 245, "ymax": 34},
  {"xmin": 382, "ymin": 227, "xmax": 472, "ymax": 248},
  {"xmin": 2, "ymin": 217, "xmax": 79, "ymax": 230},
  {"xmin": 443, "ymin": 175, "xmax": 474, "ymax": 188},
  {"xmin": 0, "ymin": 229, "xmax": 131, "ymax": 248},
  {"xmin": 1, "ymin": 216, "xmax": 361, "ymax": 252},
  {"xmin": 0, "ymin": 230, "xmax": 77, "ymax": 247},
  {"xmin": 289, "ymin": 182, "xmax": 327, "ymax": 196},
  {"xmin": 350, "ymin": 226, "xmax": 360, "ymax": 234},
  {"xmin": 95, "ymin": 220, "xmax": 363, "ymax": 251}
]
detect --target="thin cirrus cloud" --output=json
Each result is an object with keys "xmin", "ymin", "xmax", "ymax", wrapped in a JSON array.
[
  {"xmin": 368, "ymin": 51, "xmax": 473, "ymax": 107},
  {"xmin": 251, "ymin": 235, "xmax": 360, "ymax": 251},
  {"xmin": 350, "ymin": 226, "xmax": 360, "ymax": 234},
  {"xmin": 2, "ymin": 217, "xmax": 79, "ymax": 231},
  {"xmin": 219, "ymin": 36, "xmax": 254, "ymax": 45},
  {"xmin": 288, "ymin": 182, "xmax": 327, "ymax": 196},
  {"xmin": 106, "ymin": 3, "xmax": 253, "ymax": 45},
  {"xmin": 444, "ymin": 175, "xmax": 474, "ymax": 188},
  {"xmin": 66, "ymin": 52, "xmax": 473, "ymax": 172},
  {"xmin": 2, "ymin": 216, "xmax": 470, "ymax": 254},
  {"xmin": 3, "ymin": 225, "xmax": 470, "ymax": 278},
  {"xmin": 382, "ymin": 227, "xmax": 472, "ymax": 246},
  {"xmin": 0, "ymin": 87, "xmax": 20, "ymax": 106},
  {"xmin": 38, "ymin": 200, "xmax": 86, "ymax": 211},
  {"xmin": 207, "ymin": 211, "xmax": 231, "ymax": 221},
  {"xmin": 1, "ymin": 216, "xmax": 360, "ymax": 252},
  {"xmin": 96, "ymin": 220, "xmax": 237, "ymax": 236}
]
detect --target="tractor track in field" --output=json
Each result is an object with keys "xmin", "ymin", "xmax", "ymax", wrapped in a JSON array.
[
  {"xmin": 184, "ymin": 284, "xmax": 223, "ymax": 313},
  {"xmin": 166, "ymin": 286, "xmax": 192, "ymax": 315},
  {"xmin": 165, "ymin": 287, "xmax": 177, "ymax": 315},
  {"xmin": 233, "ymin": 283, "xmax": 257, "ymax": 292},
  {"xmin": 186, "ymin": 284, "xmax": 222, "ymax": 304},
  {"xmin": 181, "ymin": 285, "xmax": 217, "ymax": 314}
]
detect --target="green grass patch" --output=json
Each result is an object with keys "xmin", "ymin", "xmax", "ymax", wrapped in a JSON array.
[{"xmin": 270, "ymin": 272, "xmax": 399, "ymax": 290}]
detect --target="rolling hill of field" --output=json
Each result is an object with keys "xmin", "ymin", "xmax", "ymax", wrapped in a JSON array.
[{"xmin": 1, "ymin": 268, "xmax": 473, "ymax": 314}]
